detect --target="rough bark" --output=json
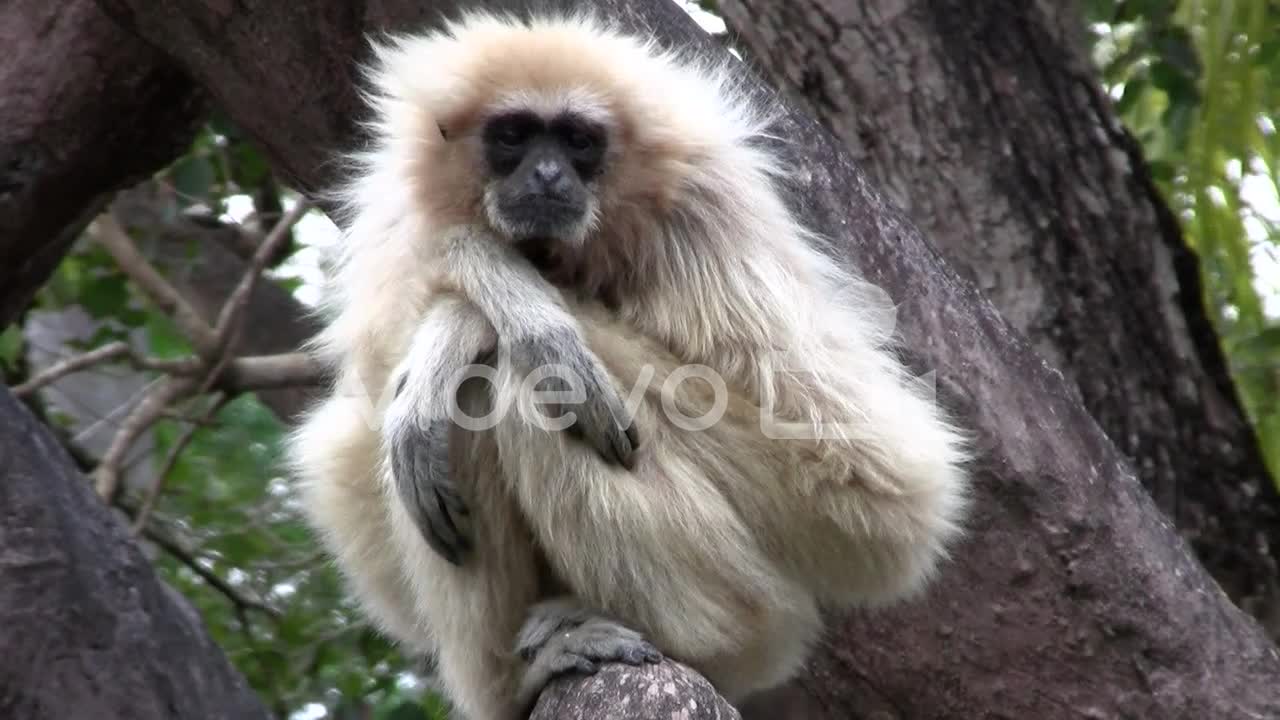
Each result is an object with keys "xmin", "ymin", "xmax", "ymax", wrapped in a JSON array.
[
  {"xmin": 0, "ymin": 0, "xmax": 1272, "ymax": 717},
  {"xmin": 0, "ymin": 0, "xmax": 207, "ymax": 326},
  {"xmin": 0, "ymin": 387, "xmax": 271, "ymax": 720},
  {"xmin": 531, "ymin": 662, "xmax": 740, "ymax": 720},
  {"xmin": 718, "ymin": 0, "xmax": 1280, "ymax": 630}
]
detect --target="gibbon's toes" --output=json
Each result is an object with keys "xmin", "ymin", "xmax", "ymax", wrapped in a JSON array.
[
  {"xmin": 389, "ymin": 416, "xmax": 473, "ymax": 566},
  {"xmin": 544, "ymin": 618, "xmax": 663, "ymax": 669},
  {"xmin": 516, "ymin": 617, "xmax": 663, "ymax": 707}
]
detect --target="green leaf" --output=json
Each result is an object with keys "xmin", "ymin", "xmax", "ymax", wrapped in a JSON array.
[
  {"xmin": 0, "ymin": 325, "xmax": 23, "ymax": 372},
  {"xmin": 1258, "ymin": 38, "xmax": 1280, "ymax": 66},
  {"xmin": 381, "ymin": 701, "xmax": 428, "ymax": 720},
  {"xmin": 229, "ymin": 142, "xmax": 272, "ymax": 189},
  {"xmin": 1155, "ymin": 26, "xmax": 1200, "ymax": 78},
  {"xmin": 79, "ymin": 273, "xmax": 132, "ymax": 320},
  {"xmin": 1231, "ymin": 327, "xmax": 1280, "ymax": 364},
  {"xmin": 1115, "ymin": 76, "xmax": 1150, "ymax": 115},
  {"xmin": 170, "ymin": 155, "xmax": 217, "ymax": 205},
  {"xmin": 86, "ymin": 325, "xmax": 130, "ymax": 348},
  {"xmin": 1257, "ymin": 412, "xmax": 1280, "ymax": 486},
  {"xmin": 421, "ymin": 693, "xmax": 453, "ymax": 720},
  {"xmin": 1151, "ymin": 59, "xmax": 1199, "ymax": 105},
  {"xmin": 1082, "ymin": 0, "xmax": 1117, "ymax": 24},
  {"xmin": 1114, "ymin": 0, "xmax": 1172, "ymax": 24},
  {"xmin": 144, "ymin": 312, "xmax": 194, "ymax": 358}
]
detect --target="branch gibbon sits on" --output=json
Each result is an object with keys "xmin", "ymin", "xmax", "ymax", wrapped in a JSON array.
[{"xmin": 287, "ymin": 12, "xmax": 970, "ymax": 719}]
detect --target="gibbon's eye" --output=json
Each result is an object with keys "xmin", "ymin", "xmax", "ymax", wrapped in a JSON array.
[
  {"xmin": 566, "ymin": 129, "xmax": 595, "ymax": 151},
  {"xmin": 551, "ymin": 114, "xmax": 606, "ymax": 158},
  {"xmin": 496, "ymin": 125, "xmax": 530, "ymax": 148},
  {"xmin": 485, "ymin": 112, "xmax": 542, "ymax": 151}
]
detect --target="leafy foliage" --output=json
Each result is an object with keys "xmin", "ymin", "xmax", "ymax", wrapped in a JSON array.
[
  {"xmin": 17, "ymin": 119, "xmax": 448, "ymax": 719},
  {"xmin": 1088, "ymin": 0, "xmax": 1280, "ymax": 481}
]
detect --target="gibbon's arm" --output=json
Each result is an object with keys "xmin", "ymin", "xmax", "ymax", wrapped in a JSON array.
[
  {"xmin": 438, "ymin": 225, "xmax": 638, "ymax": 468},
  {"xmin": 385, "ymin": 294, "xmax": 495, "ymax": 566},
  {"xmin": 387, "ymin": 226, "xmax": 639, "ymax": 565}
]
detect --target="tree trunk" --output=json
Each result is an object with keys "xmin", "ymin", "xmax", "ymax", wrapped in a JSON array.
[
  {"xmin": 718, "ymin": 0, "xmax": 1280, "ymax": 630},
  {"xmin": 0, "ymin": 0, "xmax": 206, "ymax": 326},
  {"xmin": 0, "ymin": 0, "xmax": 1277, "ymax": 717},
  {"xmin": 0, "ymin": 388, "xmax": 271, "ymax": 720}
]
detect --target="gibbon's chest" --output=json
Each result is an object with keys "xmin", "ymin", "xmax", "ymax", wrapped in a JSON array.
[{"xmin": 514, "ymin": 235, "xmax": 624, "ymax": 311}]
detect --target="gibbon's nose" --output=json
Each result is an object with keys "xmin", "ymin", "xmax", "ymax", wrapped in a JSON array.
[{"xmin": 533, "ymin": 160, "xmax": 564, "ymax": 188}]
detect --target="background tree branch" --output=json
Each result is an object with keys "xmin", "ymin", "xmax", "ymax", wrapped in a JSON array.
[{"xmin": 111, "ymin": 182, "xmax": 324, "ymax": 422}]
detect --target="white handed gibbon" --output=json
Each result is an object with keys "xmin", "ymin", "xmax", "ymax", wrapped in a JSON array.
[{"xmin": 287, "ymin": 12, "xmax": 970, "ymax": 720}]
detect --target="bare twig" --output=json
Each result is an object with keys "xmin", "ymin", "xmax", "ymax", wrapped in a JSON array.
[
  {"xmin": 94, "ymin": 376, "xmax": 197, "ymax": 501},
  {"xmin": 141, "ymin": 523, "xmax": 281, "ymax": 620},
  {"xmin": 14, "ymin": 341, "xmax": 201, "ymax": 398},
  {"xmin": 224, "ymin": 199, "xmax": 310, "ymax": 333},
  {"xmin": 14, "ymin": 342, "xmax": 131, "ymax": 396},
  {"xmin": 223, "ymin": 352, "xmax": 327, "ymax": 390},
  {"xmin": 19, "ymin": 344, "xmax": 321, "ymax": 399},
  {"xmin": 93, "ymin": 213, "xmax": 220, "ymax": 355},
  {"xmin": 199, "ymin": 199, "xmax": 311, "ymax": 395},
  {"xmin": 81, "ymin": 200, "xmax": 318, "ymax": 507},
  {"xmin": 131, "ymin": 392, "xmax": 231, "ymax": 537}
]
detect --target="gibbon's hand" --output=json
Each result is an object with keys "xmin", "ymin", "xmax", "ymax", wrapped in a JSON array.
[
  {"xmin": 509, "ymin": 328, "xmax": 640, "ymax": 470},
  {"xmin": 387, "ymin": 372, "xmax": 473, "ymax": 566}
]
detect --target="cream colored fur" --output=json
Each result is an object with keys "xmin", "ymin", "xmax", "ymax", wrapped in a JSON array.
[{"xmin": 287, "ymin": 12, "xmax": 970, "ymax": 720}]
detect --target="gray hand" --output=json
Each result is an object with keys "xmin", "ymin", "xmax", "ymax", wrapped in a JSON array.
[
  {"xmin": 509, "ymin": 329, "xmax": 640, "ymax": 469},
  {"xmin": 387, "ymin": 376, "xmax": 472, "ymax": 566}
]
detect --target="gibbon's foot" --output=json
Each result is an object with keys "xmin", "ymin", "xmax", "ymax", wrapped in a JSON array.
[
  {"xmin": 387, "ymin": 380, "xmax": 473, "ymax": 567},
  {"xmin": 514, "ymin": 599, "xmax": 662, "ymax": 706},
  {"xmin": 509, "ymin": 329, "xmax": 640, "ymax": 469}
]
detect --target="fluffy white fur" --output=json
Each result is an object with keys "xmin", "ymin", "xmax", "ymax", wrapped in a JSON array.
[{"xmin": 287, "ymin": 12, "xmax": 970, "ymax": 720}]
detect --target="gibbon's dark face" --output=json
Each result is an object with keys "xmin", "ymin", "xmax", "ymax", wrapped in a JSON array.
[{"xmin": 481, "ymin": 110, "xmax": 606, "ymax": 243}]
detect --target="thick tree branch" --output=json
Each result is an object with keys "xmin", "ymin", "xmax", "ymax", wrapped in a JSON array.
[
  {"xmin": 0, "ymin": 387, "xmax": 270, "ymax": 720},
  {"xmin": 531, "ymin": 662, "xmax": 741, "ymax": 720},
  {"xmin": 717, "ymin": 0, "xmax": 1280, "ymax": 632},
  {"xmin": 0, "ymin": 0, "xmax": 205, "ymax": 326}
]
